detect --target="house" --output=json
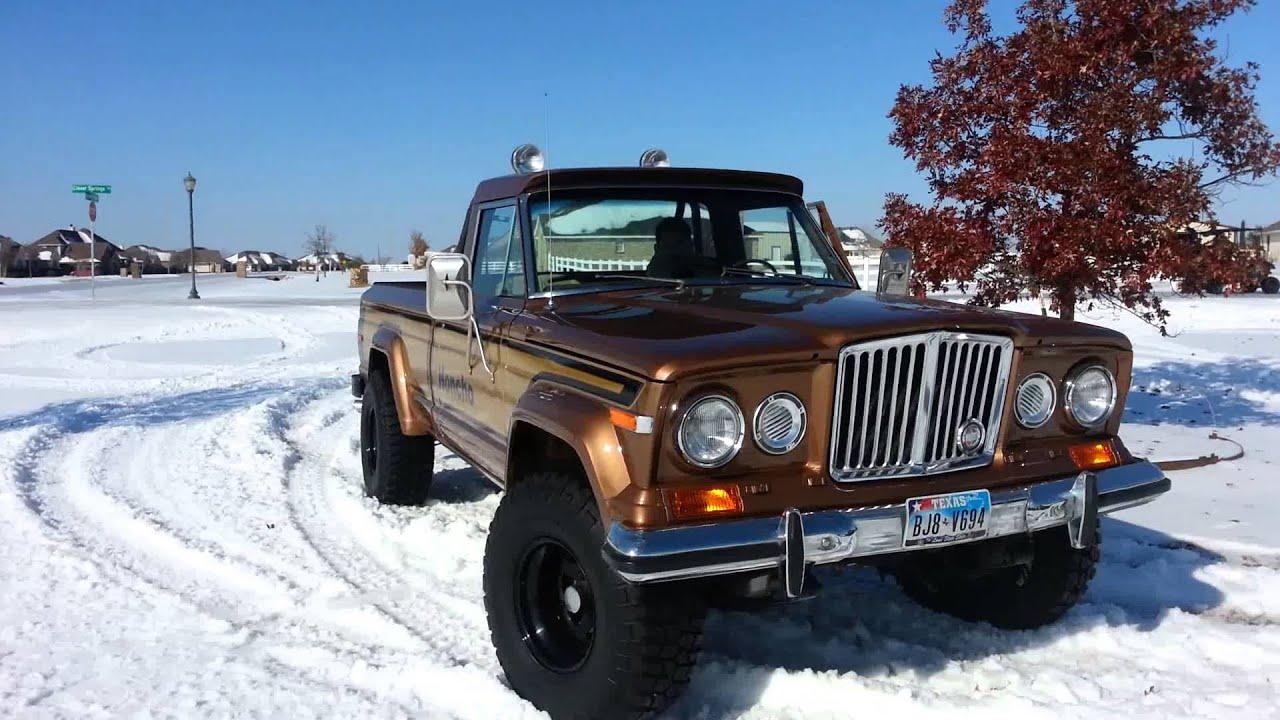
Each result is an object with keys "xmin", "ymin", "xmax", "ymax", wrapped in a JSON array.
[
  {"xmin": 0, "ymin": 235, "xmax": 18, "ymax": 277},
  {"xmin": 122, "ymin": 245, "xmax": 178, "ymax": 274},
  {"xmin": 1259, "ymin": 220, "xmax": 1280, "ymax": 264},
  {"xmin": 14, "ymin": 226, "xmax": 120, "ymax": 276},
  {"xmin": 837, "ymin": 226, "xmax": 884, "ymax": 260},
  {"xmin": 60, "ymin": 241, "xmax": 126, "ymax": 276},
  {"xmin": 170, "ymin": 247, "xmax": 227, "ymax": 273},
  {"xmin": 225, "ymin": 250, "xmax": 295, "ymax": 272}
]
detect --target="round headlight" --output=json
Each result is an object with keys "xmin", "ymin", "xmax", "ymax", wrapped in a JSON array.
[
  {"xmin": 1065, "ymin": 365, "xmax": 1117, "ymax": 429},
  {"xmin": 677, "ymin": 395, "xmax": 744, "ymax": 468},
  {"xmin": 1014, "ymin": 373, "xmax": 1056, "ymax": 428},
  {"xmin": 753, "ymin": 393, "xmax": 806, "ymax": 454}
]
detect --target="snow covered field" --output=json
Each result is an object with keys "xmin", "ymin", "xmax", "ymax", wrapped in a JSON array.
[{"xmin": 1, "ymin": 273, "xmax": 1278, "ymax": 719}]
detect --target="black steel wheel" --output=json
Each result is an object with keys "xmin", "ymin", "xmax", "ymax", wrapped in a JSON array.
[
  {"xmin": 484, "ymin": 471, "xmax": 706, "ymax": 720},
  {"xmin": 516, "ymin": 538, "xmax": 596, "ymax": 673}
]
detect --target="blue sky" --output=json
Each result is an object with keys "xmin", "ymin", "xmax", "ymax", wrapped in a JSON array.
[{"xmin": 3, "ymin": 0, "xmax": 1279, "ymax": 259}]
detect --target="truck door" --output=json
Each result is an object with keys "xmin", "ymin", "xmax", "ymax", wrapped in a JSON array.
[{"xmin": 429, "ymin": 201, "xmax": 526, "ymax": 479}]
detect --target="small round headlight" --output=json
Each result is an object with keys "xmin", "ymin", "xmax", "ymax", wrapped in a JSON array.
[
  {"xmin": 677, "ymin": 395, "xmax": 744, "ymax": 468},
  {"xmin": 1065, "ymin": 365, "xmax": 1117, "ymax": 429},
  {"xmin": 753, "ymin": 393, "xmax": 806, "ymax": 454},
  {"xmin": 1014, "ymin": 373, "xmax": 1056, "ymax": 428}
]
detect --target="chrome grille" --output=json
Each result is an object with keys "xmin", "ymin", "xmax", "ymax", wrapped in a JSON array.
[{"xmin": 830, "ymin": 332, "xmax": 1014, "ymax": 481}]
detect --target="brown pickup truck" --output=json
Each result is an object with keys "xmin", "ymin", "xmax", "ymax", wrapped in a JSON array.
[{"xmin": 353, "ymin": 147, "xmax": 1169, "ymax": 720}]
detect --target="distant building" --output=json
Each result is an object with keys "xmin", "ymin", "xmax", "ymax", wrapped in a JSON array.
[
  {"xmin": 225, "ymin": 250, "xmax": 295, "ymax": 272},
  {"xmin": 296, "ymin": 252, "xmax": 350, "ymax": 271},
  {"xmin": 61, "ymin": 240, "xmax": 126, "ymax": 276},
  {"xmin": 170, "ymin": 247, "xmax": 226, "ymax": 273},
  {"xmin": 1259, "ymin": 220, "xmax": 1280, "ymax": 264},
  {"xmin": 14, "ymin": 226, "xmax": 121, "ymax": 276},
  {"xmin": 123, "ymin": 245, "xmax": 178, "ymax": 274},
  {"xmin": 0, "ymin": 235, "xmax": 18, "ymax": 277},
  {"xmin": 837, "ymin": 226, "xmax": 884, "ymax": 260}
]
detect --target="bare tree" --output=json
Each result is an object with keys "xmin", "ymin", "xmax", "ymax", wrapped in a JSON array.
[
  {"xmin": 305, "ymin": 224, "xmax": 336, "ymax": 280},
  {"xmin": 409, "ymin": 229, "xmax": 429, "ymax": 268}
]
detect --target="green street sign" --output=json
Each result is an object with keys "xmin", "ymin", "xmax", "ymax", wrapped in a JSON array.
[
  {"xmin": 84, "ymin": 192, "xmax": 100, "ymax": 202},
  {"xmin": 72, "ymin": 184, "xmax": 111, "ymax": 194}
]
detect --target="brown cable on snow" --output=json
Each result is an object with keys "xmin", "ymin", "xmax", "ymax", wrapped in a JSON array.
[{"xmin": 1154, "ymin": 432, "xmax": 1245, "ymax": 471}]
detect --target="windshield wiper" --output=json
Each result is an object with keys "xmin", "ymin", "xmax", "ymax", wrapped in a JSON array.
[
  {"xmin": 597, "ymin": 274, "xmax": 686, "ymax": 290},
  {"xmin": 720, "ymin": 267, "xmax": 815, "ymax": 286}
]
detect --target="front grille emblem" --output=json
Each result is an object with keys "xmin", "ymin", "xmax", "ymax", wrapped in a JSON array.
[{"xmin": 956, "ymin": 419, "xmax": 985, "ymax": 454}]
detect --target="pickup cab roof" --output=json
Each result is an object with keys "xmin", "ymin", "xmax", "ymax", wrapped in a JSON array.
[{"xmin": 471, "ymin": 167, "xmax": 804, "ymax": 205}]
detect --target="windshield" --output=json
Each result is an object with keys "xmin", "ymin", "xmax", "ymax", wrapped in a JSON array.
[{"xmin": 527, "ymin": 190, "xmax": 850, "ymax": 292}]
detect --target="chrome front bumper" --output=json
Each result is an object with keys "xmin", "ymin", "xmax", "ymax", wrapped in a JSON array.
[{"xmin": 603, "ymin": 461, "xmax": 1170, "ymax": 588}]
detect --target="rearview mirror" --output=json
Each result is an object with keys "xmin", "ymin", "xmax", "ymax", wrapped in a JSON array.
[
  {"xmin": 426, "ymin": 252, "xmax": 474, "ymax": 321},
  {"xmin": 876, "ymin": 247, "xmax": 913, "ymax": 297}
]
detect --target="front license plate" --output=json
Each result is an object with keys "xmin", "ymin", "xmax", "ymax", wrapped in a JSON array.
[{"xmin": 904, "ymin": 489, "xmax": 991, "ymax": 548}]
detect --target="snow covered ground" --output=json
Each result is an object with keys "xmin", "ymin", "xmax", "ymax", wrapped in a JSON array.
[{"xmin": 1, "ymin": 273, "xmax": 1278, "ymax": 719}]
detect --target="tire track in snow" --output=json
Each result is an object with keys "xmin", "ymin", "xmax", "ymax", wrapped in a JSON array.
[
  {"xmin": 0, "ymin": 387, "xmax": 460, "ymax": 714},
  {"xmin": 279, "ymin": 390, "xmax": 500, "ymax": 673}
]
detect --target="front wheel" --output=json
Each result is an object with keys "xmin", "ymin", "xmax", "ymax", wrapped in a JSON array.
[
  {"xmin": 894, "ymin": 523, "xmax": 1099, "ymax": 630},
  {"xmin": 484, "ymin": 471, "xmax": 705, "ymax": 720},
  {"xmin": 1262, "ymin": 276, "xmax": 1280, "ymax": 294}
]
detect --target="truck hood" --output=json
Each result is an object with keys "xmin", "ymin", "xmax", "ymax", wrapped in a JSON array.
[{"xmin": 528, "ymin": 283, "xmax": 1130, "ymax": 381}]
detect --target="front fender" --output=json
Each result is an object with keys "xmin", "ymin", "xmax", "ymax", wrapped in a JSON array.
[
  {"xmin": 511, "ymin": 381, "xmax": 666, "ymax": 527},
  {"xmin": 370, "ymin": 325, "xmax": 433, "ymax": 437}
]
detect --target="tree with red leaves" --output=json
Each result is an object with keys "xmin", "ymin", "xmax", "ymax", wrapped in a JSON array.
[{"xmin": 882, "ymin": 0, "xmax": 1280, "ymax": 328}]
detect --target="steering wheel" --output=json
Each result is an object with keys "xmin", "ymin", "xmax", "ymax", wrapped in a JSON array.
[{"xmin": 727, "ymin": 258, "xmax": 781, "ymax": 276}]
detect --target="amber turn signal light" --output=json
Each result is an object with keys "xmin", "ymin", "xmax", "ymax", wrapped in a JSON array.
[
  {"xmin": 1069, "ymin": 440, "xmax": 1118, "ymax": 470},
  {"xmin": 668, "ymin": 486, "xmax": 744, "ymax": 521}
]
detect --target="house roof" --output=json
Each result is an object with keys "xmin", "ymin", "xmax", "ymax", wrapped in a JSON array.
[
  {"xmin": 839, "ymin": 226, "xmax": 883, "ymax": 247},
  {"xmin": 1262, "ymin": 220, "xmax": 1280, "ymax": 233},
  {"xmin": 30, "ymin": 227, "xmax": 115, "ymax": 248},
  {"xmin": 62, "ymin": 242, "xmax": 122, "ymax": 262},
  {"xmin": 227, "ymin": 250, "xmax": 293, "ymax": 265}
]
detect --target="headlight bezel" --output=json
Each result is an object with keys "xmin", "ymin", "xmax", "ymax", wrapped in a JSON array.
[
  {"xmin": 676, "ymin": 394, "xmax": 745, "ymax": 469},
  {"xmin": 1063, "ymin": 364, "xmax": 1117, "ymax": 430},
  {"xmin": 1014, "ymin": 372, "xmax": 1057, "ymax": 429},
  {"xmin": 752, "ymin": 392, "xmax": 807, "ymax": 455}
]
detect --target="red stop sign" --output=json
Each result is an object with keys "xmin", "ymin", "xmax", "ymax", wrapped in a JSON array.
[{"xmin": 88, "ymin": 201, "xmax": 97, "ymax": 222}]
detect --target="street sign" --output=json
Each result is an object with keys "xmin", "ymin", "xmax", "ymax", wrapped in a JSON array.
[
  {"xmin": 84, "ymin": 191, "xmax": 100, "ymax": 202},
  {"xmin": 88, "ymin": 201, "xmax": 97, "ymax": 222},
  {"xmin": 72, "ymin": 184, "xmax": 111, "ymax": 194}
]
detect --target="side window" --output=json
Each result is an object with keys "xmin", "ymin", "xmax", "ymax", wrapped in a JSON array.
[{"xmin": 472, "ymin": 205, "xmax": 526, "ymax": 308}]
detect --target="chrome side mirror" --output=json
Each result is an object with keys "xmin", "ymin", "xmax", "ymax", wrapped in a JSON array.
[
  {"xmin": 876, "ymin": 247, "xmax": 913, "ymax": 297},
  {"xmin": 426, "ymin": 252, "xmax": 474, "ymax": 321}
]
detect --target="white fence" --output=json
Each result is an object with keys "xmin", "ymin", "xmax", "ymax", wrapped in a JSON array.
[
  {"xmin": 362, "ymin": 263, "xmax": 418, "ymax": 284},
  {"xmin": 548, "ymin": 256, "xmax": 649, "ymax": 273}
]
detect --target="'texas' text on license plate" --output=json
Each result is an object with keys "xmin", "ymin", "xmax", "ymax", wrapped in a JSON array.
[{"xmin": 904, "ymin": 489, "xmax": 991, "ymax": 548}]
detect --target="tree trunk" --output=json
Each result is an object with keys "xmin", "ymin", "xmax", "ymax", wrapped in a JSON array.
[{"xmin": 1056, "ymin": 285, "xmax": 1076, "ymax": 322}]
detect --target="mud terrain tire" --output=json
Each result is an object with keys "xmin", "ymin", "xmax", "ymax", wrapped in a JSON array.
[
  {"xmin": 359, "ymin": 369, "xmax": 433, "ymax": 505},
  {"xmin": 895, "ymin": 523, "xmax": 1100, "ymax": 630},
  {"xmin": 484, "ymin": 471, "xmax": 705, "ymax": 720}
]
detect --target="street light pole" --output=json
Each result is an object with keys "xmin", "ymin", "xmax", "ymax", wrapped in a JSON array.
[{"xmin": 184, "ymin": 172, "xmax": 200, "ymax": 300}]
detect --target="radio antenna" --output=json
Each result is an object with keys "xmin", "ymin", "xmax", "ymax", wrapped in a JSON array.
[{"xmin": 544, "ymin": 91, "xmax": 555, "ymax": 309}]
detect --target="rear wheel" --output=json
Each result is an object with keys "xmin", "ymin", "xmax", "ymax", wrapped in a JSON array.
[
  {"xmin": 894, "ymin": 523, "xmax": 1099, "ymax": 630},
  {"xmin": 1263, "ymin": 276, "xmax": 1280, "ymax": 295},
  {"xmin": 484, "ymin": 471, "xmax": 705, "ymax": 719},
  {"xmin": 359, "ymin": 369, "xmax": 433, "ymax": 505}
]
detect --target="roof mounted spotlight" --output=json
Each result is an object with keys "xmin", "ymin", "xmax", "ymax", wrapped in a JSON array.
[
  {"xmin": 639, "ymin": 148, "xmax": 670, "ymax": 168},
  {"xmin": 510, "ymin": 144, "xmax": 545, "ymax": 175}
]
